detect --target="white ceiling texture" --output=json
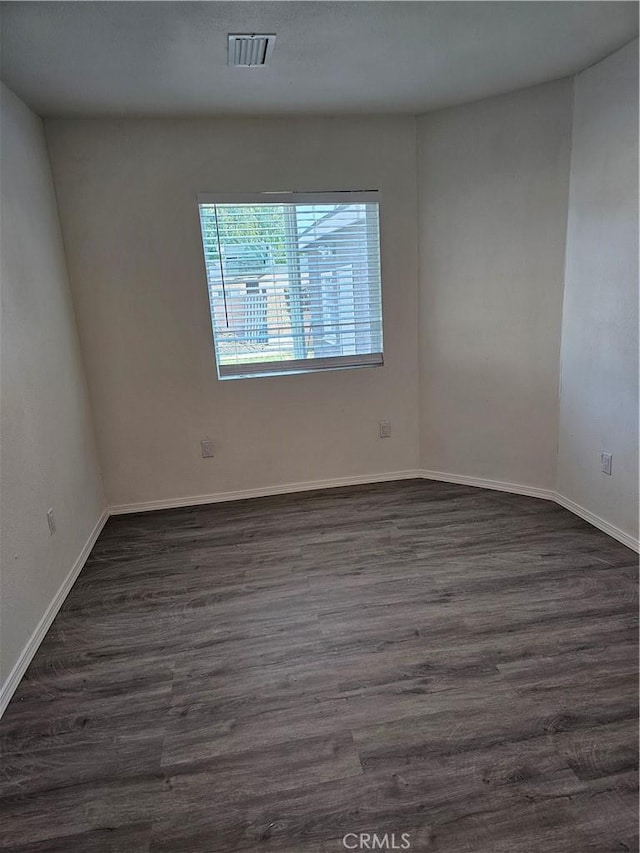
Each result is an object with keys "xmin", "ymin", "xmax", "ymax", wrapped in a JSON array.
[{"xmin": 0, "ymin": 1, "xmax": 638, "ymax": 117}]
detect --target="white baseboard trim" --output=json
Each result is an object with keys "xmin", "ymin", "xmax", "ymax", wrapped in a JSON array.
[
  {"xmin": 419, "ymin": 468, "xmax": 556, "ymax": 502},
  {"xmin": 0, "ymin": 509, "xmax": 109, "ymax": 719},
  {"xmin": 108, "ymin": 469, "xmax": 424, "ymax": 515},
  {"xmin": 420, "ymin": 468, "xmax": 638, "ymax": 552},
  {"xmin": 109, "ymin": 467, "xmax": 638, "ymax": 551},
  {"xmin": 551, "ymin": 492, "xmax": 639, "ymax": 553},
  {"xmin": 109, "ymin": 469, "xmax": 638, "ymax": 552}
]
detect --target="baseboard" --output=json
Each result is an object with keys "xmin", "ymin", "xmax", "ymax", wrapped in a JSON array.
[
  {"xmin": 0, "ymin": 509, "xmax": 109, "ymax": 719},
  {"xmin": 419, "ymin": 468, "xmax": 556, "ymax": 502},
  {"xmin": 551, "ymin": 492, "xmax": 639, "ymax": 553},
  {"xmin": 108, "ymin": 469, "xmax": 424, "ymax": 515},
  {"xmin": 109, "ymin": 468, "xmax": 638, "ymax": 552},
  {"xmin": 420, "ymin": 468, "xmax": 638, "ymax": 552}
]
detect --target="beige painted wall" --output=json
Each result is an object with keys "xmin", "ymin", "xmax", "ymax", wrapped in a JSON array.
[
  {"xmin": 557, "ymin": 40, "xmax": 639, "ymax": 541},
  {"xmin": 44, "ymin": 117, "xmax": 420, "ymax": 508},
  {"xmin": 0, "ymin": 84, "xmax": 105, "ymax": 685},
  {"xmin": 416, "ymin": 79, "xmax": 573, "ymax": 488}
]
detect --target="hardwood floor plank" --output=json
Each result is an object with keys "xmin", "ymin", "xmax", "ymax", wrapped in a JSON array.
[{"xmin": 0, "ymin": 822, "xmax": 152, "ymax": 853}]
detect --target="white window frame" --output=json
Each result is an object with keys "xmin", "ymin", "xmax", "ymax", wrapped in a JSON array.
[{"xmin": 197, "ymin": 190, "xmax": 384, "ymax": 380}]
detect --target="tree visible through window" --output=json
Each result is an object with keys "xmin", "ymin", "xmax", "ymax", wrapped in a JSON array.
[{"xmin": 197, "ymin": 192, "xmax": 383, "ymax": 379}]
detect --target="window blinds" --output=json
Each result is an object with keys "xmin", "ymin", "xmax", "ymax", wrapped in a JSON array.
[{"xmin": 197, "ymin": 191, "xmax": 383, "ymax": 379}]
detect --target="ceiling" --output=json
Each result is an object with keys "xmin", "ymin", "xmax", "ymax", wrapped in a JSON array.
[{"xmin": 1, "ymin": 1, "xmax": 637, "ymax": 117}]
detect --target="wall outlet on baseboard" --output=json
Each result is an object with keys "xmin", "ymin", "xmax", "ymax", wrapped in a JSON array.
[
  {"xmin": 47, "ymin": 508, "xmax": 56, "ymax": 535},
  {"xmin": 601, "ymin": 451, "xmax": 612, "ymax": 476},
  {"xmin": 379, "ymin": 420, "xmax": 392, "ymax": 438},
  {"xmin": 201, "ymin": 438, "xmax": 214, "ymax": 458}
]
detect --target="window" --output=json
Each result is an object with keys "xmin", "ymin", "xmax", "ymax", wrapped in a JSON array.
[{"xmin": 197, "ymin": 191, "xmax": 383, "ymax": 379}]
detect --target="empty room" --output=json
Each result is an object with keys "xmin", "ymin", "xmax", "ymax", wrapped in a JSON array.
[{"xmin": 0, "ymin": 2, "xmax": 638, "ymax": 851}]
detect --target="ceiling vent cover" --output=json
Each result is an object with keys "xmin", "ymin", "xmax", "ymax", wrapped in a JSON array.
[{"xmin": 228, "ymin": 34, "xmax": 276, "ymax": 67}]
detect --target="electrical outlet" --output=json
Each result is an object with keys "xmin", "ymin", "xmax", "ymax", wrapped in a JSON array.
[
  {"xmin": 201, "ymin": 438, "xmax": 214, "ymax": 458},
  {"xmin": 47, "ymin": 508, "xmax": 56, "ymax": 535},
  {"xmin": 601, "ymin": 451, "xmax": 612, "ymax": 476},
  {"xmin": 379, "ymin": 420, "xmax": 392, "ymax": 439}
]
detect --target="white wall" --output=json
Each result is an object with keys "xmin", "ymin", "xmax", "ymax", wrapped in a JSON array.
[
  {"xmin": 44, "ymin": 117, "xmax": 420, "ymax": 508},
  {"xmin": 557, "ymin": 40, "xmax": 639, "ymax": 542},
  {"xmin": 32, "ymin": 59, "xmax": 638, "ymax": 545},
  {"xmin": 0, "ymin": 84, "xmax": 105, "ymax": 690},
  {"xmin": 417, "ymin": 79, "xmax": 573, "ymax": 489}
]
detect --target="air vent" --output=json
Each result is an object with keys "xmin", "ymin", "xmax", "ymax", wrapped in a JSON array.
[{"xmin": 228, "ymin": 34, "xmax": 276, "ymax": 67}]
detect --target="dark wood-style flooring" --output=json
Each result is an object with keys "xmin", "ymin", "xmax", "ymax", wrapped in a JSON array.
[{"xmin": 0, "ymin": 480, "xmax": 638, "ymax": 852}]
